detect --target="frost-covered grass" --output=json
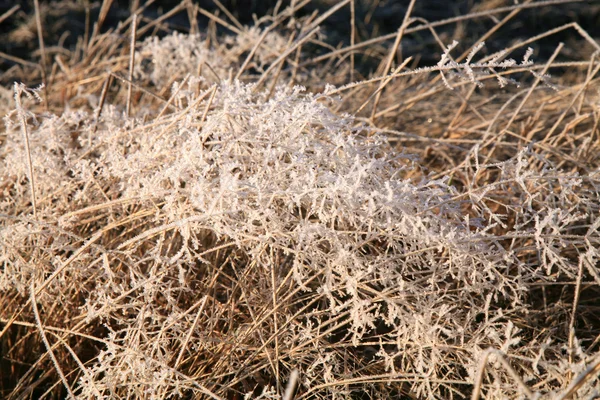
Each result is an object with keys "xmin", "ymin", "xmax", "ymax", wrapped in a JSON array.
[{"xmin": 1, "ymin": 1, "xmax": 600, "ymax": 399}]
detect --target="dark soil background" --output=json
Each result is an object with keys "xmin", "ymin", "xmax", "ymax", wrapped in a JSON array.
[{"xmin": 1, "ymin": 0, "xmax": 599, "ymax": 82}]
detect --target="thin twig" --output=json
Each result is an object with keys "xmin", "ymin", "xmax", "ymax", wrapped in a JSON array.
[
  {"xmin": 302, "ymin": 0, "xmax": 350, "ymax": 34},
  {"xmin": 482, "ymin": 42, "xmax": 564, "ymax": 164},
  {"xmin": 0, "ymin": 4, "xmax": 20, "ymax": 25},
  {"xmin": 236, "ymin": 28, "xmax": 272, "ymax": 80},
  {"xmin": 14, "ymin": 84, "xmax": 37, "ymax": 218},
  {"xmin": 89, "ymin": 0, "xmax": 115, "ymax": 48},
  {"xmin": 175, "ymin": 296, "xmax": 208, "ymax": 368},
  {"xmin": 350, "ymin": 0, "xmax": 355, "ymax": 82},
  {"xmin": 305, "ymin": 0, "xmax": 583, "ymax": 66},
  {"xmin": 543, "ymin": 60, "xmax": 600, "ymax": 142},
  {"xmin": 31, "ymin": 283, "xmax": 76, "ymax": 399},
  {"xmin": 471, "ymin": 348, "xmax": 534, "ymax": 400},
  {"xmin": 212, "ymin": 0, "xmax": 244, "ymax": 31},
  {"xmin": 110, "ymin": 72, "xmax": 170, "ymax": 106},
  {"xmin": 455, "ymin": 0, "xmax": 533, "ymax": 65},
  {"xmin": 126, "ymin": 14, "xmax": 137, "ymax": 117},
  {"xmin": 356, "ymin": 57, "xmax": 412, "ymax": 115},
  {"xmin": 568, "ymin": 258, "xmax": 585, "ymax": 368},
  {"xmin": 200, "ymin": 84, "xmax": 218, "ymax": 125},
  {"xmin": 198, "ymin": 7, "xmax": 242, "ymax": 35},
  {"xmin": 270, "ymin": 249, "xmax": 281, "ymax": 393},
  {"xmin": 157, "ymin": 73, "xmax": 190, "ymax": 118},
  {"xmin": 255, "ymin": 27, "xmax": 320, "ymax": 89},
  {"xmin": 268, "ymin": 32, "xmax": 297, "ymax": 99},
  {"xmin": 93, "ymin": 73, "xmax": 113, "ymax": 136},
  {"xmin": 236, "ymin": 0, "xmax": 311, "ymax": 81},
  {"xmin": 556, "ymin": 356, "xmax": 600, "ymax": 400},
  {"xmin": 371, "ymin": 0, "xmax": 416, "ymax": 122},
  {"xmin": 33, "ymin": 0, "xmax": 48, "ymax": 109},
  {"xmin": 0, "ymin": 51, "xmax": 39, "ymax": 68},
  {"xmin": 136, "ymin": 2, "xmax": 187, "ymax": 37},
  {"xmin": 283, "ymin": 369, "xmax": 300, "ymax": 400}
]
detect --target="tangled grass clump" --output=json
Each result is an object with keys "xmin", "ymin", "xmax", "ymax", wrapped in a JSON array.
[{"xmin": 1, "ymin": 1, "xmax": 600, "ymax": 399}]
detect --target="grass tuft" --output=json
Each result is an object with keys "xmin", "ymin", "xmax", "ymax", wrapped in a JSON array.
[{"xmin": 1, "ymin": 1, "xmax": 600, "ymax": 399}]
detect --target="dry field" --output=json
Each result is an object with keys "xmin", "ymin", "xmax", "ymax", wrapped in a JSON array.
[{"xmin": 1, "ymin": 0, "xmax": 600, "ymax": 398}]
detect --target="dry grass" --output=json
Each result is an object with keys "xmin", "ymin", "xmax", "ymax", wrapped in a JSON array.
[{"xmin": 1, "ymin": 1, "xmax": 600, "ymax": 399}]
